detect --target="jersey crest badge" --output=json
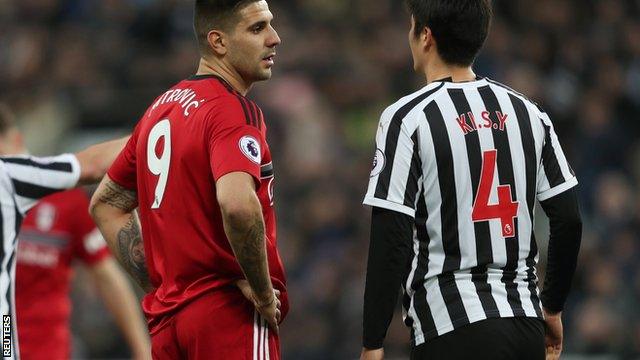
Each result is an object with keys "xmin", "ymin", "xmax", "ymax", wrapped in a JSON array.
[
  {"xmin": 83, "ymin": 228, "xmax": 107, "ymax": 254},
  {"xmin": 370, "ymin": 148, "xmax": 386, "ymax": 177},
  {"xmin": 239, "ymin": 136, "xmax": 261, "ymax": 164},
  {"xmin": 36, "ymin": 203, "xmax": 56, "ymax": 232}
]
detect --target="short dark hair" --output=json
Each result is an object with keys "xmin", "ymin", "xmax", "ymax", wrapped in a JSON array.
[
  {"xmin": 0, "ymin": 103, "xmax": 15, "ymax": 137},
  {"xmin": 406, "ymin": 0, "xmax": 492, "ymax": 66},
  {"xmin": 194, "ymin": 0, "xmax": 260, "ymax": 55}
]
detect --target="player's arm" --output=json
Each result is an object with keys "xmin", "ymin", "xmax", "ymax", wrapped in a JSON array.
[
  {"xmin": 362, "ymin": 109, "xmax": 418, "ymax": 358},
  {"xmin": 535, "ymin": 111, "xmax": 582, "ymax": 359},
  {"xmin": 89, "ymin": 176, "xmax": 152, "ymax": 292},
  {"xmin": 88, "ymin": 257, "xmax": 151, "ymax": 360},
  {"xmin": 216, "ymin": 172, "xmax": 280, "ymax": 330},
  {"xmin": 539, "ymin": 187, "xmax": 582, "ymax": 359},
  {"xmin": 75, "ymin": 136, "xmax": 130, "ymax": 185},
  {"xmin": 361, "ymin": 207, "xmax": 413, "ymax": 359},
  {"xmin": 540, "ymin": 187, "xmax": 582, "ymax": 312},
  {"xmin": 2, "ymin": 136, "xmax": 129, "ymax": 216}
]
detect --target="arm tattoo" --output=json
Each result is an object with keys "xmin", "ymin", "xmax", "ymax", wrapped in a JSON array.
[
  {"xmin": 116, "ymin": 214, "xmax": 151, "ymax": 291},
  {"xmin": 98, "ymin": 180, "xmax": 138, "ymax": 212},
  {"xmin": 228, "ymin": 217, "xmax": 271, "ymax": 297}
]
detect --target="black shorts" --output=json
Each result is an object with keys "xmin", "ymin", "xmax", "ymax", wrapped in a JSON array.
[{"xmin": 411, "ymin": 317, "xmax": 545, "ymax": 360}]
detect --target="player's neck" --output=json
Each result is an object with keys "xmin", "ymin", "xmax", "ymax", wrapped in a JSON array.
[
  {"xmin": 195, "ymin": 58, "xmax": 252, "ymax": 96},
  {"xmin": 423, "ymin": 58, "xmax": 476, "ymax": 84}
]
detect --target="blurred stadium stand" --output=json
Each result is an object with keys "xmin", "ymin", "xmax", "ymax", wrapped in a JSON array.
[{"xmin": 1, "ymin": 0, "xmax": 639, "ymax": 358}]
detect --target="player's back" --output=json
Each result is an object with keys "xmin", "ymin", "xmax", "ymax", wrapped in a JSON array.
[
  {"xmin": 134, "ymin": 76, "xmax": 232, "ymax": 295},
  {"xmin": 365, "ymin": 77, "xmax": 577, "ymax": 343},
  {"xmin": 109, "ymin": 75, "xmax": 286, "ymax": 331},
  {"xmin": 413, "ymin": 78, "xmax": 575, "ymax": 277}
]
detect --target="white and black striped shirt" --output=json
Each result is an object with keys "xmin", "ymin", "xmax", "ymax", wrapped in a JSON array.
[
  {"xmin": 0, "ymin": 154, "xmax": 79, "ymax": 359},
  {"xmin": 364, "ymin": 77, "xmax": 577, "ymax": 345}
]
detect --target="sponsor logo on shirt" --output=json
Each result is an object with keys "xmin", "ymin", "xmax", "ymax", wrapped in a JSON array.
[
  {"xmin": 239, "ymin": 136, "xmax": 261, "ymax": 164},
  {"xmin": 17, "ymin": 242, "xmax": 60, "ymax": 268}
]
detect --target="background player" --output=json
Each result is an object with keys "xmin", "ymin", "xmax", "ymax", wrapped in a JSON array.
[
  {"xmin": 90, "ymin": 1, "xmax": 287, "ymax": 359},
  {"xmin": 361, "ymin": 1, "xmax": 582, "ymax": 359},
  {"xmin": 0, "ymin": 111, "xmax": 151, "ymax": 359},
  {"xmin": 0, "ymin": 103, "xmax": 129, "ymax": 360}
]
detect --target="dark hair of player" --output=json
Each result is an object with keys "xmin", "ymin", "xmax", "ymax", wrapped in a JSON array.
[
  {"xmin": 0, "ymin": 103, "xmax": 15, "ymax": 137},
  {"xmin": 405, "ymin": 0, "xmax": 492, "ymax": 66},
  {"xmin": 194, "ymin": 0, "xmax": 261, "ymax": 55}
]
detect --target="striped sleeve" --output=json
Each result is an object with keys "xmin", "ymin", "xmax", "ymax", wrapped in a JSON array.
[
  {"xmin": 364, "ymin": 107, "xmax": 422, "ymax": 218},
  {"xmin": 536, "ymin": 113, "xmax": 578, "ymax": 201},
  {"xmin": 0, "ymin": 154, "xmax": 80, "ymax": 214}
]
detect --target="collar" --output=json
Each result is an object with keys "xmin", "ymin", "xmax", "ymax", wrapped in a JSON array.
[{"xmin": 434, "ymin": 75, "xmax": 484, "ymax": 83}]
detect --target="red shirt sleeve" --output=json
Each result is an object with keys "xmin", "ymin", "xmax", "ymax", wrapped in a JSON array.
[
  {"xmin": 207, "ymin": 97, "xmax": 265, "ymax": 184},
  {"xmin": 69, "ymin": 191, "xmax": 110, "ymax": 265},
  {"xmin": 107, "ymin": 124, "xmax": 141, "ymax": 190}
]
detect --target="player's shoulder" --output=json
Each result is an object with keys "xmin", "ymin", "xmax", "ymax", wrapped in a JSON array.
[
  {"xmin": 380, "ymin": 81, "xmax": 447, "ymax": 125},
  {"xmin": 484, "ymin": 77, "xmax": 547, "ymax": 116},
  {"xmin": 386, "ymin": 81, "xmax": 447, "ymax": 114},
  {"xmin": 200, "ymin": 90, "xmax": 263, "ymax": 129}
]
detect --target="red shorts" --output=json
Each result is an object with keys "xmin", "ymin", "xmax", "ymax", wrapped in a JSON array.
[
  {"xmin": 151, "ymin": 287, "xmax": 280, "ymax": 360},
  {"xmin": 18, "ymin": 322, "xmax": 69, "ymax": 360}
]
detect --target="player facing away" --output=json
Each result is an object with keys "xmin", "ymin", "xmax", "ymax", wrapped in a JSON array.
[
  {"xmin": 89, "ymin": 1, "xmax": 287, "ymax": 359},
  {"xmin": 0, "ymin": 104, "xmax": 128, "ymax": 360},
  {"xmin": 0, "ymin": 112, "xmax": 151, "ymax": 359},
  {"xmin": 16, "ymin": 190, "xmax": 152, "ymax": 360},
  {"xmin": 361, "ymin": 1, "xmax": 582, "ymax": 360}
]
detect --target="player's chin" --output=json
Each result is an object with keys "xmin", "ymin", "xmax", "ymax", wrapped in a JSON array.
[{"xmin": 255, "ymin": 68, "xmax": 273, "ymax": 81}]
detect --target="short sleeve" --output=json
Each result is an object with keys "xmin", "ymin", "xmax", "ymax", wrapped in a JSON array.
[
  {"xmin": 363, "ymin": 107, "xmax": 421, "ymax": 218},
  {"xmin": 108, "ymin": 124, "xmax": 140, "ymax": 190},
  {"xmin": 69, "ymin": 192, "xmax": 110, "ymax": 265},
  {"xmin": 1, "ymin": 154, "xmax": 80, "ymax": 214},
  {"xmin": 207, "ymin": 98, "xmax": 264, "ymax": 184},
  {"xmin": 536, "ymin": 113, "xmax": 578, "ymax": 201}
]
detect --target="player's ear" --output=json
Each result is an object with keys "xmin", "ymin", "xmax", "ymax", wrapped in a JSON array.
[
  {"xmin": 422, "ymin": 26, "xmax": 434, "ymax": 52},
  {"xmin": 207, "ymin": 30, "xmax": 228, "ymax": 56}
]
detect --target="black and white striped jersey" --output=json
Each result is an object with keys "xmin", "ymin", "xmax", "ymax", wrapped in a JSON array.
[
  {"xmin": 364, "ymin": 77, "xmax": 577, "ymax": 346},
  {"xmin": 0, "ymin": 154, "xmax": 79, "ymax": 359}
]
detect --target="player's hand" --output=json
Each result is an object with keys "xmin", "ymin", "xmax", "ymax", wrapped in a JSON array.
[
  {"xmin": 360, "ymin": 347, "xmax": 384, "ymax": 360},
  {"xmin": 543, "ymin": 308, "xmax": 563, "ymax": 360},
  {"xmin": 235, "ymin": 279, "xmax": 282, "ymax": 310},
  {"xmin": 235, "ymin": 280, "xmax": 282, "ymax": 333},
  {"xmin": 255, "ymin": 293, "xmax": 281, "ymax": 335}
]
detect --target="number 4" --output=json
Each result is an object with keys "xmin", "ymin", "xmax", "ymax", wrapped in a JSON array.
[
  {"xmin": 147, "ymin": 119, "xmax": 171, "ymax": 209},
  {"xmin": 471, "ymin": 150, "xmax": 519, "ymax": 237}
]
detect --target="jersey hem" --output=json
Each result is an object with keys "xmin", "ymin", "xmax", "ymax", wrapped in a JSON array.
[
  {"xmin": 214, "ymin": 168, "xmax": 261, "ymax": 190},
  {"xmin": 411, "ymin": 313, "xmax": 543, "ymax": 347},
  {"xmin": 106, "ymin": 170, "xmax": 137, "ymax": 191},
  {"xmin": 363, "ymin": 197, "xmax": 415, "ymax": 218},
  {"xmin": 537, "ymin": 177, "xmax": 578, "ymax": 201}
]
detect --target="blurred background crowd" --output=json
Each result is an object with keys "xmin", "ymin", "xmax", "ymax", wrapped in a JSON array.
[{"xmin": 1, "ymin": 0, "xmax": 639, "ymax": 359}]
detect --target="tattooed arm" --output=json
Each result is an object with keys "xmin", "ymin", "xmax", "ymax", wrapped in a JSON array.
[
  {"xmin": 90, "ymin": 175, "xmax": 153, "ymax": 292},
  {"xmin": 216, "ymin": 172, "xmax": 280, "ymax": 331}
]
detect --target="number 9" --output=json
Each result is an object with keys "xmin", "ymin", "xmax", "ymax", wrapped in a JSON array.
[{"xmin": 147, "ymin": 119, "xmax": 171, "ymax": 209}]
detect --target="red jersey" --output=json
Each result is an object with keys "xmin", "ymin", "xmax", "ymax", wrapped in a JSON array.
[
  {"xmin": 108, "ymin": 75, "xmax": 287, "ymax": 333},
  {"xmin": 16, "ymin": 189, "xmax": 110, "ymax": 359}
]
